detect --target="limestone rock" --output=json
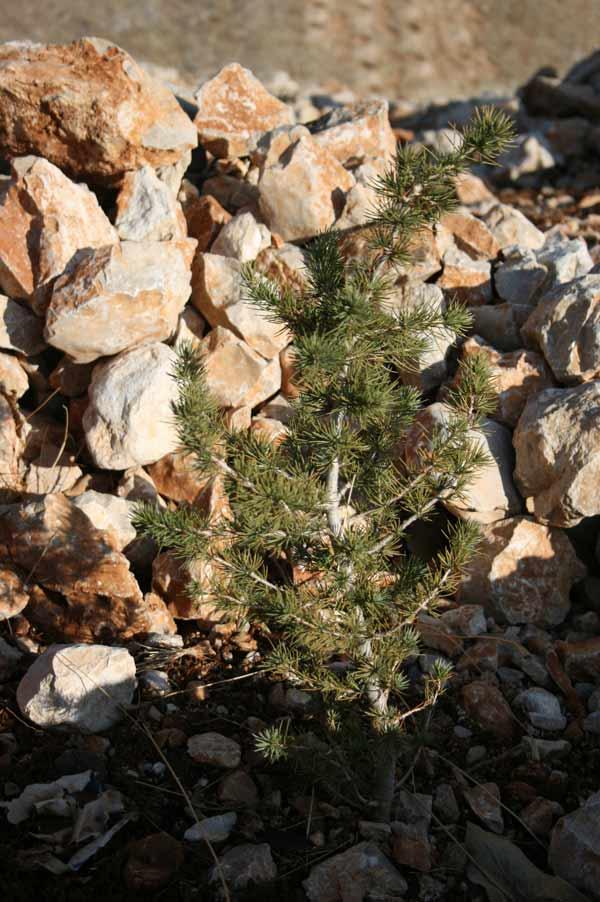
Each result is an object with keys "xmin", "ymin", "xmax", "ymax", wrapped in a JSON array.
[
  {"xmin": 303, "ymin": 841, "xmax": 407, "ymax": 901},
  {"xmin": 403, "ymin": 403, "xmax": 521, "ymax": 524},
  {"xmin": 457, "ymin": 517, "xmax": 584, "ymax": 626},
  {"xmin": 201, "ymin": 327, "xmax": 281, "ymax": 409},
  {"xmin": 147, "ymin": 452, "xmax": 209, "ymax": 504},
  {"xmin": 258, "ymin": 134, "xmax": 355, "ymax": 241},
  {"xmin": 0, "ymin": 38, "xmax": 196, "ymax": 182},
  {"xmin": 438, "ymin": 246, "xmax": 492, "ymax": 305},
  {"xmin": 0, "ymin": 155, "xmax": 117, "ymax": 305},
  {"xmin": 471, "ymin": 303, "xmax": 532, "ymax": 352},
  {"xmin": 513, "ymin": 382, "xmax": 600, "ymax": 526},
  {"xmin": 192, "ymin": 253, "xmax": 290, "ymax": 359},
  {"xmin": 440, "ymin": 211, "xmax": 500, "ymax": 260},
  {"xmin": 114, "ymin": 165, "xmax": 187, "ymax": 241},
  {"xmin": 482, "ymin": 203, "xmax": 545, "ymax": 251},
  {"xmin": 211, "ymin": 211, "xmax": 269, "ymax": 262},
  {"xmin": 45, "ymin": 239, "xmax": 196, "ymax": 364},
  {"xmin": 17, "ymin": 644, "xmax": 136, "ymax": 732},
  {"xmin": 0, "ymin": 352, "xmax": 28, "ymax": 399},
  {"xmin": 521, "ymin": 274, "xmax": 600, "ymax": 384},
  {"xmin": 306, "ymin": 100, "xmax": 397, "ymax": 168},
  {"xmin": 495, "ymin": 246, "xmax": 548, "ymax": 306},
  {"xmin": 194, "ymin": 63, "xmax": 293, "ymax": 158},
  {"xmin": 187, "ymin": 732, "xmax": 241, "ymax": 768},
  {"xmin": 0, "ymin": 493, "xmax": 170, "ymax": 641},
  {"xmin": 23, "ymin": 445, "xmax": 83, "ymax": 495},
  {"xmin": 453, "ymin": 335, "xmax": 555, "ymax": 427},
  {"xmin": 184, "ymin": 194, "xmax": 231, "ymax": 251},
  {"xmin": 549, "ymin": 791, "xmax": 600, "ymax": 900},
  {"xmin": 0, "ymin": 296, "xmax": 45, "ymax": 356},
  {"xmin": 84, "ymin": 343, "xmax": 179, "ymax": 470},
  {"xmin": 71, "ymin": 491, "xmax": 137, "ymax": 551}
]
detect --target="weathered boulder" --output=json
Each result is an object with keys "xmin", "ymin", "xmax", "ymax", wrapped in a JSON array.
[
  {"xmin": 482, "ymin": 203, "xmax": 545, "ymax": 250},
  {"xmin": 83, "ymin": 343, "xmax": 179, "ymax": 469},
  {"xmin": 0, "ymin": 38, "xmax": 196, "ymax": 182},
  {"xmin": 194, "ymin": 63, "xmax": 293, "ymax": 158},
  {"xmin": 211, "ymin": 211, "xmax": 269, "ymax": 262},
  {"xmin": 471, "ymin": 302, "xmax": 532, "ymax": 352},
  {"xmin": 458, "ymin": 517, "xmax": 584, "ymax": 625},
  {"xmin": 192, "ymin": 253, "xmax": 290, "ymax": 359},
  {"xmin": 522, "ymin": 274, "xmax": 600, "ymax": 384},
  {"xmin": 513, "ymin": 382, "xmax": 600, "ymax": 526},
  {"xmin": 45, "ymin": 240, "xmax": 196, "ymax": 363},
  {"xmin": 201, "ymin": 326, "xmax": 281, "ymax": 409},
  {"xmin": 71, "ymin": 491, "xmax": 137, "ymax": 551},
  {"xmin": 114, "ymin": 165, "xmax": 187, "ymax": 241},
  {"xmin": 0, "ymin": 493, "xmax": 168, "ymax": 641},
  {"xmin": 306, "ymin": 100, "xmax": 397, "ymax": 168},
  {"xmin": 17, "ymin": 644, "xmax": 136, "ymax": 732},
  {"xmin": 0, "ymin": 156, "xmax": 117, "ymax": 305},
  {"xmin": 258, "ymin": 134, "xmax": 355, "ymax": 241},
  {"xmin": 440, "ymin": 211, "xmax": 500, "ymax": 260}
]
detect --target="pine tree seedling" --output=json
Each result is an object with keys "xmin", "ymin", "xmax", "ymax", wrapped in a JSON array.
[{"xmin": 133, "ymin": 107, "xmax": 514, "ymax": 822}]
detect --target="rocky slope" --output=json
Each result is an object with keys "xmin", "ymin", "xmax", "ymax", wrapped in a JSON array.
[{"xmin": 1, "ymin": 35, "xmax": 600, "ymax": 902}]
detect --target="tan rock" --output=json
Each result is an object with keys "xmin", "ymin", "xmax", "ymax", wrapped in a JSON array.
[
  {"xmin": 0, "ymin": 296, "xmax": 46, "ymax": 356},
  {"xmin": 307, "ymin": 100, "xmax": 396, "ymax": 168},
  {"xmin": 24, "ymin": 445, "xmax": 83, "ymax": 495},
  {"xmin": 452, "ymin": 335, "xmax": 555, "ymax": 427},
  {"xmin": 114, "ymin": 165, "xmax": 187, "ymax": 241},
  {"xmin": 251, "ymin": 124, "xmax": 311, "ymax": 169},
  {"xmin": 403, "ymin": 403, "xmax": 521, "ymax": 524},
  {"xmin": 45, "ymin": 239, "xmax": 196, "ymax": 364},
  {"xmin": 280, "ymin": 345, "xmax": 301, "ymax": 399},
  {"xmin": 224, "ymin": 406, "xmax": 252, "ymax": 431},
  {"xmin": 454, "ymin": 173, "xmax": 495, "ymax": 207},
  {"xmin": 147, "ymin": 452, "xmax": 209, "ymax": 505},
  {"xmin": 254, "ymin": 244, "xmax": 307, "ymax": 294},
  {"xmin": 462, "ymin": 680, "xmax": 515, "ymax": 741},
  {"xmin": 0, "ymin": 493, "xmax": 163, "ymax": 642},
  {"xmin": 211, "ymin": 212, "xmax": 269, "ymax": 262},
  {"xmin": 201, "ymin": 327, "xmax": 281, "ymax": 409},
  {"xmin": 457, "ymin": 517, "xmax": 584, "ymax": 625},
  {"xmin": 513, "ymin": 382, "xmax": 600, "ymax": 526},
  {"xmin": 194, "ymin": 63, "xmax": 293, "ymax": 158},
  {"xmin": 0, "ymin": 156, "xmax": 117, "ymax": 305},
  {"xmin": 0, "ymin": 566, "xmax": 30, "ymax": 619},
  {"xmin": 0, "ymin": 352, "xmax": 28, "ymax": 398},
  {"xmin": 482, "ymin": 203, "xmax": 545, "ymax": 251},
  {"xmin": 184, "ymin": 194, "xmax": 231, "ymax": 251},
  {"xmin": 71, "ymin": 490, "xmax": 137, "ymax": 551},
  {"xmin": 0, "ymin": 38, "xmax": 196, "ymax": 182},
  {"xmin": 521, "ymin": 274, "xmax": 600, "ymax": 384},
  {"xmin": 438, "ymin": 246, "xmax": 492, "ymax": 305},
  {"xmin": 84, "ymin": 343, "xmax": 179, "ymax": 470},
  {"xmin": 0, "ymin": 392, "xmax": 26, "ymax": 494},
  {"xmin": 258, "ymin": 135, "xmax": 355, "ymax": 241},
  {"xmin": 440, "ymin": 211, "xmax": 500, "ymax": 260},
  {"xmin": 192, "ymin": 253, "xmax": 290, "ymax": 359}
]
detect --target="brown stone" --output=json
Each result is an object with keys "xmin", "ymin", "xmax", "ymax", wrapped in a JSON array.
[
  {"xmin": 0, "ymin": 38, "xmax": 196, "ymax": 182},
  {"xmin": 0, "ymin": 156, "xmax": 117, "ymax": 305},
  {"xmin": 440, "ymin": 211, "xmax": 500, "ymax": 260},
  {"xmin": 194, "ymin": 63, "xmax": 293, "ymax": 158},
  {"xmin": 458, "ymin": 517, "xmax": 584, "ymax": 626},
  {"xmin": 438, "ymin": 246, "xmax": 492, "ymax": 305},
  {"xmin": 0, "ymin": 353, "xmax": 28, "ymax": 399},
  {"xmin": 147, "ymin": 452, "xmax": 209, "ymax": 505},
  {"xmin": 0, "ymin": 493, "xmax": 169, "ymax": 642},
  {"xmin": 254, "ymin": 244, "xmax": 307, "ymax": 295},
  {"xmin": 560, "ymin": 638, "xmax": 600, "ymax": 681},
  {"xmin": 250, "ymin": 417, "xmax": 288, "ymax": 445},
  {"xmin": 258, "ymin": 134, "xmax": 355, "ymax": 242},
  {"xmin": 462, "ymin": 680, "xmax": 515, "ymax": 741},
  {"xmin": 463, "ymin": 782, "xmax": 504, "ymax": 833},
  {"xmin": 0, "ymin": 566, "xmax": 30, "ymax": 619},
  {"xmin": 152, "ymin": 551, "xmax": 225, "ymax": 623},
  {"xmin": 0, "ymin": 392, "xmax": 26, "ymax": 494},
  {"xmin": 184, "ymin": 195, "xmax": 232, "ymax": 251}
]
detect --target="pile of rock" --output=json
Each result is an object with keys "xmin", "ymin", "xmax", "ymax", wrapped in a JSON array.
[{"xmin": 1, "ymin": 35, "xmax": 600, "ymax": 901}]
